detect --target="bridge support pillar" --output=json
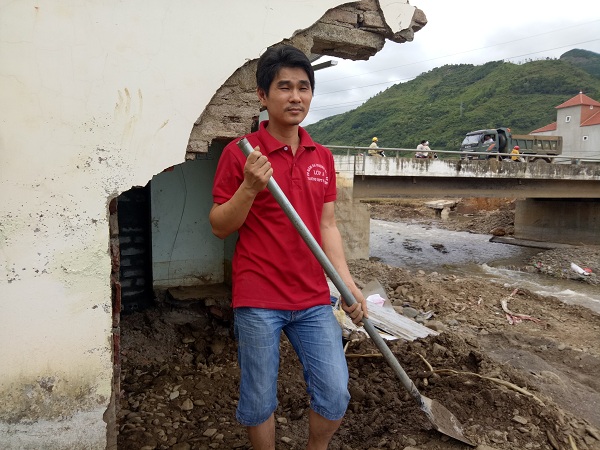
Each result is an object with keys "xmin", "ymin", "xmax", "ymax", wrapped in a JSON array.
[
  {"xmin": 335, "ymin": 171, "xmax": 370, "ymax": 260},
  {"xmin": 515, "ymin": 199, "xmax": 600, "ymax": 245}
]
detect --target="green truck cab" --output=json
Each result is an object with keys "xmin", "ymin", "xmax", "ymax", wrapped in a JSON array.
[{"xmin": 460, "ymin": 127, "xmax": 562, "ymax": 162}]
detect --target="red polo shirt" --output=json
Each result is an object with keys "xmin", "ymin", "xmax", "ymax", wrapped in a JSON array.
[{"xmin": 212, "ymin": 122, "xmax": 337, "ymax": 310}]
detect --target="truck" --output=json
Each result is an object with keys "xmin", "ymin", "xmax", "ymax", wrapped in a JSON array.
[{"xmin": 460, "ymin": 127, "xmax": 562, "ymax": 163}]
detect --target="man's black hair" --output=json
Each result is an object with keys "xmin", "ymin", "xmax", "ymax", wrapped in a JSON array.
[
  {"xmin": 256, "ymin": 45, "xmax": 315, "ymax": 94},
  {"xmin": 420, "ymin": 140, "xmax": 427, "ymax": 145}
]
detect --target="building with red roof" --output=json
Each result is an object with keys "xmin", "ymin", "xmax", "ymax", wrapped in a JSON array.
[{"xmin": 531, "ymin": 92, "xmax": 600, "ymax": 161}]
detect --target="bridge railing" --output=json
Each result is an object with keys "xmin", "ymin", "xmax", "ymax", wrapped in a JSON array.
[{"xmin": 327, "ymin": 145, "xmax": 600, "ymax": 174}]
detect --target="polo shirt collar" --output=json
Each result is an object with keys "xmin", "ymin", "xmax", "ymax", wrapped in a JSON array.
[{"xmin": 257, "ymin": 121, "xmax": 316, "ymax": 155}]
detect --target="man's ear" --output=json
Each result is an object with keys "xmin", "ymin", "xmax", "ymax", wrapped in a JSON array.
[{"xmin": 257, "ymin": 87, "xmax": 268, "ymax": 106}]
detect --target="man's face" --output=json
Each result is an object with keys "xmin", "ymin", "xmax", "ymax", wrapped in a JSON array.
[{"xmin": 258, "ymin": 67, "xmax": 312, "ymax": 127}]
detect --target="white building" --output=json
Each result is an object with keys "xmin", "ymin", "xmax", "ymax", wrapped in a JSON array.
[{"xmin": 531, "ymin": 92, "xmax": 600, "ymax": 161}]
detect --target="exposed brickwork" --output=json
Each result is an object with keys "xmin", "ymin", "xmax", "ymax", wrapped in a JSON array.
[{"xmin": 108, "ymin": 197, "xmax": 121, "ymax": 449}]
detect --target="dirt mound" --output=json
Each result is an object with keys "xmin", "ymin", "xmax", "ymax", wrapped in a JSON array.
[
  {"xmin": 365, "ymin": 197, "xmax": 516, "ymax": 236},
  {"xmin": 118, "ymin": 266, "xmax": 600, "ymax": 449}
]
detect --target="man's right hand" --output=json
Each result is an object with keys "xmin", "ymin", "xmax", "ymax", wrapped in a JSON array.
[{"xmin": 243, "ymin": 147, "xmax": 273, "ymax": 194}]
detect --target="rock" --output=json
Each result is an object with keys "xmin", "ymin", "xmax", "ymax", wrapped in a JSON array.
[
  {"xmin": 490, "ymin": 227, "xmax": 506, "ymax": 236},
  {"xmin": 290, "ymin": 408, "xmax": 304, "ymax": 421},
  {"xmin": 180, "ymin": 398, "xmax": 194, "ymax": 411},
  {"xmin": 489, "ymin": 429, "xmax": 506, "ymax": 443},
  {"xmin": 432, "ymin": 343, "xmax": 447, "ymax": 356},
  {"xmin": 426, "ymin": 320, "xmax": 448, "ymax": 332},
  {"xmin": 396, "ymin": 286, "xmax": 408, "ymax": 297},
  {"xmin": 586, "ymin": 426, "xmax": 600, "ymax": 440},
  {"xmin": 171, "ymin": 443, "xmax": 191, "ymax": 450},
  {"xmin": 392, "ymin": 298, "xmax": 404, "ymax": 306},
  {"xmin": 349, "ymin": 386, "xmax": 367, "ymax": 402},
  {"xmin": 546, "ymin": 430, "xmax": 560, "ymax": 449},
  {"xmin": 512, "ymin": 415, "xmax": 529, "ymax": 425},
  {"xmin": 402, "ymin": 306, "xmax": 419, "ymax": 318},
  {"xmin": 211, "ymin": 339, "xmax": 226, "ymax": 355},
  {"xmin": 203, "ymin": 428, "xmax": 218, "ymax": 438}
]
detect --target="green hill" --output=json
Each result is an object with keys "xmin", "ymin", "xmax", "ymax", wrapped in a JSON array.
[
  {"xmin": 305, "ymin": 50, "xmax": 600, "ymax": 151},
  {"xmin": 560, "ymin": 48, "xmax": 600, "ymax": 78}
]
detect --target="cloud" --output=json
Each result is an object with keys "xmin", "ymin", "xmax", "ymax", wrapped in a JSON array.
[{"xmin": 305, "ymin": 0, "xmax": 600, "ymax": 125}]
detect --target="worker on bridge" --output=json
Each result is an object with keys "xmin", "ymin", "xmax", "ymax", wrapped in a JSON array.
[
  {"xmin": 368, "ymin": 137, "xmax": 385, "ymax": 157},
  {"xmin": 510, "ymin": 145, "xmax": 522, "ymax": 162}
]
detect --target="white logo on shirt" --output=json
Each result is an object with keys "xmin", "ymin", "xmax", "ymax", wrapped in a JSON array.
[{"xmin": 306, "ymin": 164, "xmax": 329, "ymax": 185}]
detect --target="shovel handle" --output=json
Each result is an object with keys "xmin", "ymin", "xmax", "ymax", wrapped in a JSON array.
[{"xmin": 236, "ymin": 137, "xmax": 425, "ymax": 407}]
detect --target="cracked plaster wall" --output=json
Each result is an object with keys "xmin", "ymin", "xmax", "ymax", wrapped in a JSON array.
[{"xmin": 0, "ymin": 1, "xmax": 424, "ymax": 448}]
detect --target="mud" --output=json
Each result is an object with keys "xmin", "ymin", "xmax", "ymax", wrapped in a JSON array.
[{"xmin": 118, "ymin": 198, "xmax": 600, "ymax": 450}]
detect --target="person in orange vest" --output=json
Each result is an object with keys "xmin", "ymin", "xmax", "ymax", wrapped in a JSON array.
[{"xmin": 510, "ymin": 145, "xmax": 521, "ymax": 162}]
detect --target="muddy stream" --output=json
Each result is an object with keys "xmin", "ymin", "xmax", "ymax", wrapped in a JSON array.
[{"xmin": 370, "ymin": 219, "xmax": 600, "ymax": 313}]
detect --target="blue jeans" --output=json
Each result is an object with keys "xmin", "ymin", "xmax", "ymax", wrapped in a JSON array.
[{"xmin": 234, "ymin": 305, "xmax": 350, "ymax": 426}]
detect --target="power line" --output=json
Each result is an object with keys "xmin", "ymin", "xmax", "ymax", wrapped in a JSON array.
[
  {"xmin": 310, "ymin": 100, "xmax": 366, "ymax": 112},
  {"xmin": 503, "ymin": 38, "xmax": 600, "ymax": 62}
]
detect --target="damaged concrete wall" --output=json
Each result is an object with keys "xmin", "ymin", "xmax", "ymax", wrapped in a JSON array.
[
  {"xmin": 188, "ymin": 0, "xmax": 426, "ymax": 156},
  {"xmin": 0, "ymin": 1, "xmax": 425, "ymax": 448}
]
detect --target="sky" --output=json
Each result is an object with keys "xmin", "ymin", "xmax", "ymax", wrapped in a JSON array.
[{"xmin": 304, "ymin": 0, "xmax": 600, "ymax": 125}]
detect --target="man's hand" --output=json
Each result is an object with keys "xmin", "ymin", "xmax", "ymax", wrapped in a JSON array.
[
  {"xmin": 341, "ymin": 286, "xmax": 368, "ymax": 326},
  {"xmin": 243, "ymin": 147, "xmax": 272, "ymax": 194}
]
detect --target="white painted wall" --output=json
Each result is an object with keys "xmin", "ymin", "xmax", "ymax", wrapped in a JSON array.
[{"xmin": 0, "ymin": 1, "xmax": 418, "ymax": 448}]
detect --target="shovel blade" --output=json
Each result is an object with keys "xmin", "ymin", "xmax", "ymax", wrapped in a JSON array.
[{"xmin": 421, "ymin": 396, "xmax": 475, "ymax": 446}]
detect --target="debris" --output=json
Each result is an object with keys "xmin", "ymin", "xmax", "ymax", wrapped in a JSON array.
[
  {"xmin": 501, "ymin": 289, "xmax": 541, "ymax": 325},
  {"xmin": 547, "ymin": 430, "xmax": 560, "ymax": 450},
  {"xmin": 366, "ymin": 293, "xmax": 386, "ymax": 307},
  {"xmin": 345, "ymin": 353, "xmax": 383, "ymax": 359},
  {"xmin": 570, "ymin": 262, "xmax": 590, "ymax": 276},
  {"xmin": 417, "ymin": 354, "xmax": 546, "ymax": 407},
  {"xmin": 568, "ymin": 434, "xmax": 579, "ymax": 450},
  {"xmin": 366, "ymin": 301, "xmax": 438, "ymax": 340},
  {"xmin": 330, "ymin": 278, "xmax": 439, "ymax": 341}
]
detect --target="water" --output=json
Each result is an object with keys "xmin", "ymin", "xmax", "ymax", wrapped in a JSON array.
[{"xmin": 369, "ymin": 219, "xmax": 600, "ymax": 313}]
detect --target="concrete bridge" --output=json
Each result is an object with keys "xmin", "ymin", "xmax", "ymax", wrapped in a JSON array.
[{"xmin": 333, "ymin": 154, "xmax": 600, "ymax": 247}]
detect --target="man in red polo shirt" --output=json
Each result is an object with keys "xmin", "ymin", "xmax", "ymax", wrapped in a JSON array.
[{"xmin": 210, "ymin": 45, "xmax": 366, "ymax": 450}]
